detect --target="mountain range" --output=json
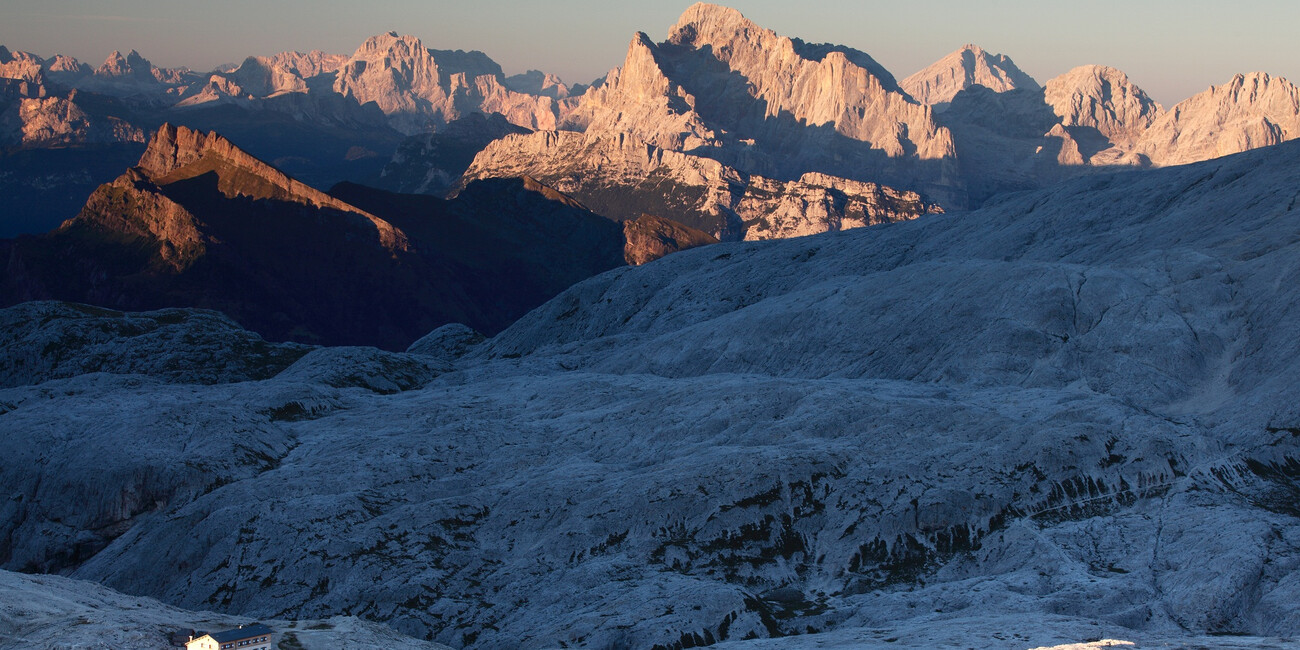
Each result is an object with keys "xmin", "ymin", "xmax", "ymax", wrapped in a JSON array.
[
  {"xmin": 3, "ymin": 132, "xmax": 1300, "ymax": 650},
  {"xmin": 0, "ymin": 124, "xmax": 712, "ymax": 349},
  {"xmin": 4, "ymin": 3, "xmax": 1299, "ymax": 241},
  {"xmin": 5, "ymin": 4, "xmax": 1300, "ymax": 649}
]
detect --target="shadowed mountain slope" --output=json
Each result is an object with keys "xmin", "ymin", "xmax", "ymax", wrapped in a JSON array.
[
  {"xmin": 0, "ymin": 125, "xmax": 704, "ymax": 349},
  {"xmin": 3, "ymin": 135, "xmax": 1300, "ymax": 649}
]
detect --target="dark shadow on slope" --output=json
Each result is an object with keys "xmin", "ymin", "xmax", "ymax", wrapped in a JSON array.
[
  {"xmin": 377, "ymin": 113, "xmax": 532, "ymax": 196},
  {"xmin": 0, "ymin": 171, "xmax": 630, "ymax": 350},
  {"xmin": 937, "ymin": 85, "xmax": 1156, "ymax": 207}
]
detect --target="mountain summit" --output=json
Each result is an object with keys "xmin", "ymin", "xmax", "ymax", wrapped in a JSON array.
[
  {"xmin": 332, "ymin": 32, "xmax": 558, "ymax": 133},
  {"xmin": 465, "ymin": 3, "xmax": 953, "ymax": 238},
  {"xmin": 902, "ymin": 44, "xmax": 1038, "ymax": 106}
]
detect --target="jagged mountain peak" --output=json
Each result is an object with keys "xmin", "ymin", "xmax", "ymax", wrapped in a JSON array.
[
  {"xmin": 659, "ymin": 3, "xmax": 933, "ymax": 140},
  {"xmin": 331, "ymin": 32, "xmax": 550, "ymax": 134},
  {"xmin": 668, "ymin": 2, "xmax": 898, "ymax": 90},
  {"xmin": 132, "ymin": 123, "xmax": 407, "ymax": 249},
  {"xmin": 354, "ymin": 31, "xmax": 426, "ymax": 55},
  {"xmin": 669, "ymin": 2, "xmax": 751, "ymax": 37},
  {"xmin": 0, "ymin": 46, "xmax": 45, "ymax": 83},
  {"xmin": 1135, "ymin": 72, "xmax": 1299, "ymax": 166},
  {"xmin": 1043, "ymin": 64, "xmax": 1162, "ymax": 146},
  {"xmin": 902, "ymin": 43, "xmax": 1038, "ymax": 106},
  {"xmin": 43, "ymin": 53, "xmax": 88, "ymax": 74},
  {"xmin": 1222, "ymin": 71, "xmax": 1296, "ymax": 98},
  {"xmin": 95, "ymin": 49, "xmax": 157, "ymax": 80},
  {"xmin": 137, "ymin": 123, "xmax": 250, "ymax": 179}
]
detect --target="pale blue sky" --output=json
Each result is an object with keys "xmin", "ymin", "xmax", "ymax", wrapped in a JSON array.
[{"xmin": 2, "ymin": 0, "xmax": 1296, "ymax": 106}]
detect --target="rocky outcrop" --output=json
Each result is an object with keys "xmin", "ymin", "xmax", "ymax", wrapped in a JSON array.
[
  {"xmin": 379, "ymin": 113, "xmax": 531, "ymax": 195},
  {"xmin": 332, "ymin": 32, "xmax": 560, "ymax": 134},
  {"xmin": 0, "ymin": 570, "xmax": 451, "ymax": 650},
  {"xmin": 665, "ymin": 3, "xmax": 948, "ymax": 155},
  {"xmin": 265, "ymin": 49, "xmax": 348, "ymax": 80},
  {"xmin": 739, "ymin": 171, "xmax": 939, "ymax": 240},
  {"xmin": 198, "ymin": 50, "xmax": 348, "ymax": 101},
  {"xmin": 560, "ymin": 32, "xmax": 718, "ymax": 152},
  {"xmin": 901, "ymin": 44, "xmax": 1038, "ymax": 107},
  {"xmin": 1135, "ymin": 72, "xmax": 1300, "ymax": 166},
  {"xmin": 504, "ymin": 69, "xmax": 579, "ymax": 99},
  {"xmin": 7, "ymin": 141, "xmax": 1300, "ymax": 649},
  {"xmin": 42, "ymin": 53, "xmax": 92, "ymax": 84},
  {"xmin": 622, "ymin": 213, "xmax": 717, "ymax": 265},
  {"xmin": 0, "ymin": 46, "xmax": 45, "ymax": 83},
  {"xmin": 135, "ymin": 123, "xmax": 404, "ymax": 248},
  {"xmin": 466, "ymin": 3, "xmax": 963, "ymax": 232},
  {"xmin": 560, "ymin": 3, "xmax": 959, "ymax": 201},
  {"xmin": 93, "ymin": 50, "xmax": 158, "ymax": 82},
  {"xmin": 463, "ymin": 130, "xmax": 937, "ymax": 240},
  {"xmin": 13, "ymin": 91, "xmax": 144, "ymax": 146},
  {"xmin": 1042, "ymin": 65, "xmax": 1163, "ymax": 161},
  {"xmin": 0, "ymin": 301, "xmax": 310, "ymax": 388}
]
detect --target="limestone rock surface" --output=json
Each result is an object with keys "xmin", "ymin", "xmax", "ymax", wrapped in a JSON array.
[
  {"xmin": 7, "ymin": 141, "xmax": 1300, "ymax": 649},
  {"xmin": 622, "ymin": 213, "xmax": 718, "ymax": 265},
  {"xmin": 1135, "ymin": 72, "xmax": 1300, "ymax": 166},
  {"xmin": 1042, "ymin": 65, "xmax": 1163, "ymax": 157},
  {"xmin": 463, "ymin": 130, "xmax": 936, "ymax": 240},
  {"xmin": 901, "ymin": 44, "xmax": 1039, "ymax": 107}
]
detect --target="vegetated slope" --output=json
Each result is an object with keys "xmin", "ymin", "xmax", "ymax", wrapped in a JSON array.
[
  {"xmin": 0, "ymin": 124, "xmax": 698, "ymax": 349},
  {"xmin": 2, "ymin": 140, "xmax": 1300, "ymax": 648}
]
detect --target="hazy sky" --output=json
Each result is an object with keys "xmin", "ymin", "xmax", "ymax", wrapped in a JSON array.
[{"xmin": 3, "ymin": 0, "xmax": 1297, "ymax": 106}]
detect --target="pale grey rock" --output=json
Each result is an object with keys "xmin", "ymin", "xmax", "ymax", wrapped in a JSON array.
[
  {"xmin": 0, "ymin": 301, "xmax": 309, "ymax": 389},
  {"xmin": 459, "ymin": 3, "xmax": 979, "ymax": 242},
  {"xmin": 1136, "ymin": 72, "xmax": 1300, "ymax": 166},
  {"xmin": 405, "ymin": 323, "xmax": 485, "ymax": 359},
  {"xmin": 463, "ymin": 130, "xmax": 936, "ymax": 240},
  {"xmin": 0, "ymin": 47, "xmax": 45, "ymax": 84},
  {"xmin": 1042, "ymin": 65, "xmax": 1163, "ymax": 160},
  {"xmin": 0, "ymin": 569, "xmax": 450, "ymax": 650},
  {"xmin": 378, "ymin": 113, "xmax": 531, "ymax": 196},
  {"xmin": 503, "ymin": 69, "xmax": 575, "ymax": 99},
  {"xmin": 332, "ymin": 32, "xmax": 559, "ymax": 135},
  {"xmin": 4, "ymin": 140, "xmax": 1300, "ymax": 649},
  {"xmin": 554, "ymin": 4, "xmax": 961, "ymax": 205},
  {"xmin": 180, "ymin": 50, "xmax": 349, "ymax": 107},
  {"xmin": 72, "ymin": 50, "xmax": 200, "ymax": 102},
  {"xmin": 11, "ymin": 90, "xmax": 144, "ymax": 146},
  {"xmin": 273, "ymin": 346, "xmax": 448, "ymax": 394},
  {"xmin": 560, "ymin": 31, "xmax": 719, "ymax": 153},
  {"xmin": 41, "ymin": 54, "xmax": 92, "ymax": 85},
  {"xmin": 901, "ymin": 44, "xmax": 1039, "ymax": 108}
]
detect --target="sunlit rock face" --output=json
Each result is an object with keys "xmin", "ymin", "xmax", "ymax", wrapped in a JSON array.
[
  {"xmin": 901, "ymin": 44, "xmax": 1039, "ymax": 107},
  {"xmin": 461, "ymin": 4, "xmax": 951, "ymax": 241},
  {"xmin": 0, "ymin": 569, "xmax": 453, "ymax": 650},
  {"xmin": 1135, "ymin": 72, "xmax": 1300, "ymax": 166},
  {"xmin": 331, "ymin": 32, "xmax": 560, "ymax": 134},
  {"xmin": 4, "ymin": 139, "xmax": 1300, "ymax": 649},
  {"xmin": 462, "ymin": 130, "xmax": 938, "ymax": 241}
]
